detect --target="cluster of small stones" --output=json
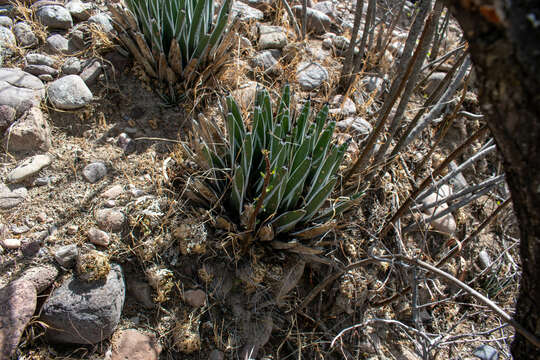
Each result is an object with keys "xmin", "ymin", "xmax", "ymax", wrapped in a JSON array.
[{"xmin": 0, "ymin": 0, "xmax": 461, "ymax": 359}]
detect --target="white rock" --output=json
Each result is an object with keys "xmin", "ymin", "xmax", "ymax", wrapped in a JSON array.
[
  {"xmin": 1, "ymin": 238, "xmax": 21, "ymax": 249},
  {"xmin": 7, "ymin": 154, "xmax": 52, "ymax": 183},
  {"xmin": 421, "ymin": 184, "xmax": 456, "ymax": 235}
]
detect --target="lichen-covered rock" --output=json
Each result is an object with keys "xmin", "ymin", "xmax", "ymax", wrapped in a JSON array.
[{"xmin": 47, "ymin": 75, "xmax": 93, "ymax": 109}]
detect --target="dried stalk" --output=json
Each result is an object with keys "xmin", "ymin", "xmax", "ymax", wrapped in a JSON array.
[{"xmin": 379, "ymin": 125, "xmax": 489, "ymax": 238}]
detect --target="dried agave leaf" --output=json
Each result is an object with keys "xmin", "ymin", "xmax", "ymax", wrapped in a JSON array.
[
  {"xmin": 275, "ymin": 259, "xmax": 305, "ymax": 304},
  {"xmin": 118, "ymin": 33, "xmax": 157, "ymax": 78},
  {"xmin": 169, "ymin": 39, "xmax": 183, "ymax": 75},
  {"xmin": 270, "ymin": 241, "xmax": 323, "ymax": 255},
  {"xmin": 134, "ymin": 31, "xmax": 156, "ymax": 67},
  {"xmin": 290, "ymin": 220, "xmax": 336, "ymax": 239}
]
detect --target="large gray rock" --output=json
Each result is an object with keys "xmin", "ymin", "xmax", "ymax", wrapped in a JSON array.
[
  {"xmin": 47, "ymin": 75, "xmax": 92, "ymax": 109},
  {"xmin": 4, "ymin": 106, "xmax": 51, "ymax": 153},
  {"xmin": 40, "ymin": 264, "xmax": 125, "ymax": 344},
  {"xmin": 231, "ymin": 2, "xmax": 264, "ymax": 22},
  {"xmin": 7, "ymin": 154, "xmax": 52, "ymax": 183},
  {"xmin": 0, "ymin": 280, "xmax": 37, "ymax": 359},
  {"xmin": 296, "ymin": 61, "xmax": 328, "ymax": 90},
  {"xmin": 13, "ymin": 21, "xmax": 37, "ymax": 47},
  {"xmin": 0, "ymin": 68, "xmax": 45, "ymax": 115},
  {"xmin": 292, "ymin": 6, "xmax": 331, "ymax": 35},
  {"xmin": 36, "ymin": 5, "xmax": 73, "ymax": 30}
]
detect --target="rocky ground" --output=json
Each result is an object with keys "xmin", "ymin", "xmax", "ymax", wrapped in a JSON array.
[{"xmin": 0, "ymin": 0, "xmax": 519, "ymax": 359}]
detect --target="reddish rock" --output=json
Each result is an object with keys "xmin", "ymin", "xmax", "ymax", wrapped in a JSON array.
[
  {"xmin": 0, "ymin": 280, "xmax": 37, "ymax": 359},
  {"xmin": 111, "ymin": 329, "xmax": 161, "ymax": 360}
]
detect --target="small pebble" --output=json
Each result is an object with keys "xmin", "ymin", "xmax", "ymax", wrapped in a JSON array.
[
  {"xmin": 36, "ymin": 212, "xmax": 48, "ymax": 223},
  {"xmin": 66, "ymin": 224, "xmax": 78, "ymax": 235},
  {"xmin": 82, "ymin": 162, "xmax": 107, "ymax": 183},
  {"xmin": 54, "ymin": 244, "xmax": 78, "ymax": 268},
  {"xmin": 104, "ymin": 200, "xmax": 116, "ymax": 208},
  {"xmin": 87, "ymin": 227, "xmax": 110, "ymax": 247}
]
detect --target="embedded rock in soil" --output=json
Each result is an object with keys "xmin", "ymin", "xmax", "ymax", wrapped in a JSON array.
[
  {"xmin": 231, "ymin": 81, "xmax": 260, "ymax": 110},
  {"xmin": 0, "ymin": 104, "xmax": 15, "ymax": 131},
  {"xmin": 296, "ymin": 61, "xmax": 328, "ymax": 90},
  {"xmin": 7, "ymin": 154, "xmax": 52, "ymax": 183},
  {"xmin": 65, "ymin": 0, "xmax": 91, "ymax": 21},
  {"xmin": 0, "ymin": 15, "xmax": 12, "ymax": 27},
  {"xmin": 127, "ymin": 278, "xmax": 154, "ymax": 309},
  {"xmin": 0, "ymin": 26, "xmax": 15, "ymax": 58},
  {"xmin": 40, "ymin": 263, "xmax": 125, "ymax": 344},
  {"xmin": 87, "ymin": 227, "xmax": 110, "ymax": 246},
  {"xmin": 20, "ymin": 264, "xmax": 59, "ymax": 293},
  {"xmin": 362, "ymin": 75, "xmax": 385, "ymax": 93},
  {"xmin": 329, "ymin": 95, "xmax": 356, "ymax": 116},
  {"xmin": 46, "ymin": 34, "xmax": 70, "ymax": 53},
  {"xmin": 26, "ymin": 53, "xmax": 56, "ymax": 67},
  {"xmin": 337, "ymin": 117, "xmax": 373, "ymax": 137},
  {"xmin": 24, "ymin": 64, "xmax": 59, "ymax": 77},
  {"xmin": 102, "ymin": 184, "xmax": 124, "ymax": 200},
  {"xmin": 292, "ymin": 6, "xmax": 331, "ymax": 34},
  {"xmin": 82, "ymin": 161, "xmax": 107, "ymax": 183},
  {"xmin": 95, "ymin": 208, "xmax": 125, "ymax": 232},
  {"xmin": 54, "ymin": 244, "xmax": 78, "ymax": 268},
  {"xmin": 313, "ymin": 1, "xmax": 336, "ymax": 20},
  {"xmin": 36, "ymin": 5, "xmax": 73, "ymax": 30},
  {"xmin": 62, "ymin": 57, "xmax": 81, "ymax": 74},
  {"xmin": 231, "ymin": 2, "xmax": 264, "ymax": 22},
  {"xmin": 0, "ymin": 68, "xmax": 45, "ymax": 115},
  {"xmin": 47, "ymin": 74, "xmax": 93, "ymax": 109},
  {"xmin": 1, "ymin": 237, "xmax": 21, "ymax": 249},
  {"xmin": 0, "ymin": 184, "xmax": 27, "ymax": 209},
  {"xmin": 88, "ymin": 13, "xmax": 113, "ymax": 33},
  {"xmin": 421, "ymin": 184, "xmax": 457, "ymax": 235},
  {"xmin": 4, "ymin": 106, "xmax": 51, "ymax": 153},
  {"xmin": 111, "ymin": 329, "xmax": 162, "ymax": 360},
  {"xmin": 183, "ymin": 289, "xmax": 206, "ymax": 308},
  {"xmin": 258, "ymin": 24, "xmax": 287, "ymax": 50},
  {"xmin": 250, "ymin": 49, "xmax": 282, "ymax": 76},
  {"xmin": 80, "ymin": 58, "xmax": 102, "ymax": 85},
  {"xmin": 13, "ymin": 21, "xmax": 37, "ymax": 47},
  {"xmin": 0, "ymin": 280, "xmax": 37, "ymax": 359}
]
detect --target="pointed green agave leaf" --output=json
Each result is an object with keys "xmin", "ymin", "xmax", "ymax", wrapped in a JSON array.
[
  {"xmin": 270, "ymin": 209, "xmax": 306, "ymax": 234},
  {"xmin": 301, "ymin": 177, "xmax": 337, "ymax": 222}
]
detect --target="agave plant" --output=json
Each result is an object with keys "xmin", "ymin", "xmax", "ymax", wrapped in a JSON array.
[
  {"xmin": 108, "ymin": 0, "xmax": 234, "ymax": 90},
  {"xmin": 190, "ymin": 85, "xmax": 362, "ymax": 242}
]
